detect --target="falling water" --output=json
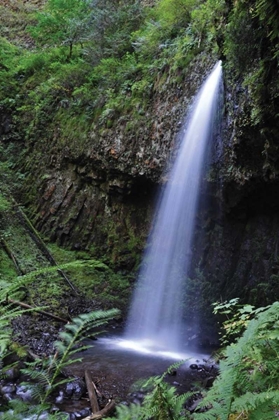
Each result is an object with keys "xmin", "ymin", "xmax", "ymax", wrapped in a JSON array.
[{"xmin": 125, "ymin": 61, "xmax": 223, "ymax": 353}]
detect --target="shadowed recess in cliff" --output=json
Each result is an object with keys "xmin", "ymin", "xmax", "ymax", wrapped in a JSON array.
[{"xmin": 124, "ymin": 61, "xmax": 223, "ymax": 354}]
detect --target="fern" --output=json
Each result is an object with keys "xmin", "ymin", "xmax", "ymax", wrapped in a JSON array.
[
  {"xmin": 194, "ymin": 301, "xmax": 279, "ymax": 419},
  {"xmin": 0, "ymin": 398, "xmax": 68, "ymax": 419},
  {"xmin": 107, "ymin": 403, "xmax": 144, "ymax": 420},
  {"xmin": 255, "ymin": 0, "xmax": 279, "ymax": 42},
  {"xmin": 22, "ymin": 308, "xmax": 120, "ymax": 409},
  {"xmin": 232, "ymin": 390, "xmax": 279, "ymax": 418},
  {"xmin": 0, "ymin": 302, "xmax": 34, "ymax": 357}
]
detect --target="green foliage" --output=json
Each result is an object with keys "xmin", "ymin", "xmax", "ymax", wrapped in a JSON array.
[
  {"xmin": 47, "ymin": 244, "xmax": 131, "ymax": 310},
  {"xmin": 222, "ymin": 0, "xmax": 279, "ymax": 176},
  {"xmin": 29, "ymin": 0, "xmax": 144, "ymax": 62},
  {"xmin": 155, "ymin": 0, "xmax": 197, "ymax": 34},
  {"xmin": 84, "ymin": 0, "xmax": 144, "ymax": 62},
  {"xmin": 0, "ymin": 194, "xmax": 11, "ymax": 212},
  {"xmin": 255, "ymin": 0, "xmax": 279, "ymax": 43},
  {"xmin": 212, "ymin": 298, "xmax": 266, "ymax": 346},
  {"xmin": 28, "ymin": 0, "xmax": 91, "ymax": 58},
  {"xmin": 194, "ymin": 301, "xmax": 279, "ymax": 419},
  {"xmin": 21, "ymin": 308, "xmax": 119, "ymax": 408},
  {"xmin": 0, "ymin": 247, "xmax": 18, "ymax": 283},
  {"xmin": 0, "ymin": 303, "xmax": 29, "ymax": 356},
  {"xmin": 0, "ymin": 399, "xmax": 63, "ymax": 420},
  {"xmin": 0, "ymin": 0, "xmax": 228, "ymax": 155},
  {"xmin": 0, "ymin": 273, "xmax": 37, "ymax": 358},
  {"xmin": 224, "ymin": 2, "xmax": 261, "ymax": 75},
  {"xmin": 0, "ymin": 38, "xmax": 21, "ymax": 105}
]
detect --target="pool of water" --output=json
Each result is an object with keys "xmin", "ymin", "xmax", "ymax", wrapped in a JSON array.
[{"xmin": 66, "ymin": 335, "xmax": 212, "ymax": 402}]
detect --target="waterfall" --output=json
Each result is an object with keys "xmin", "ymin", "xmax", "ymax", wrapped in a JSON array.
[{"xmin": 125, "ymin": 61, "xmax": 223, "ymax": 352}]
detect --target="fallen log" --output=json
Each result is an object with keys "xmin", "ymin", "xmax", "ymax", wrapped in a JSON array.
[
  {"xmin": 12, "ymin": 198, "xmax": 78, "ymax": 295},
  {"xmin": 1, "ymin": 239, "xmax": 22, "ymax": 275},
  {"xmin": 85, "ymin": 370, "xmax": 99, "ymax": 414},
  {"xmin": 83, "ymin": 399, "xmax": 116, "ymax": 420},
  {"xmin": 7, "ymin": 298, "xmax": 69, "ymax": 323}
]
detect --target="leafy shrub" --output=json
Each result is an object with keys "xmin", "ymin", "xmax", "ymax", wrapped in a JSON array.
[
  {"xmin": 0, "ymin": 194, "xmax": 11, "ymax": 212},
  {"xmin": 195, "ymin": 301, "xmax": 279, "ymax": 419}
]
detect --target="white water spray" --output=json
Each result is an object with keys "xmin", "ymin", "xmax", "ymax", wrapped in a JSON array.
[{"xmin": 125, "ymin": 61, "xmax": 223, "ymax": 353}]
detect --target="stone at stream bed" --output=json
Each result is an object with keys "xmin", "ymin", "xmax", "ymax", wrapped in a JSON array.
[
  {"xmin": 78, "ymin": 408, "xmax": 91, "ymax": 417},
  {"xmin": 128, "ymin": 391, "xmax": 145, "ymax": 405},
  {"xmin": 59, "ymin": 412, "xmax": 91, "ymax": 420},
  {"xmin": 203, "ymin": 376, "xmax": 215, "ymax": 388},
  {"xmin": 55, "ymin": 390, "xmax": 65, "ymax": 404},
  {"xmin": 0, "ymin": 384, "xmax": 16, "ymax": 394},
  {"xmin": 16, "ymin": 384, "xmax": 33, "ymax": 402},
  {"xmin": 2, "ymin": 393, "xmax": 14, "ymax": 402},
  {"xmin": 64, "ymin": 378, "xmax": 86, "ymax": 400},
  {"xmin": 3, "ymin": 366, "xmax": 20, "ymax": 381}
]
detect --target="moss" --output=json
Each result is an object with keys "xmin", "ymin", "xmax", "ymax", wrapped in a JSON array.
[
  {"xmin": 0, "ymin": 247, "xmax": 18, "ymax": 283},
  {"xmin": 48, "ymin": 243, "xmax": 132, "ymax": 311}
]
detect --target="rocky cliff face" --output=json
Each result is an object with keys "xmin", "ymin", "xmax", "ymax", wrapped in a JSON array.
[
  {"xmin": 5, "ymin": 49, "xmax": 279, "ymax": 312},
  {"xmin": 16, "ymin": 54, "xmax": 216, "ymax": 271},
  {"xmin": 187, "ymin": 59, "xmax": 279, "ymax": 315}
]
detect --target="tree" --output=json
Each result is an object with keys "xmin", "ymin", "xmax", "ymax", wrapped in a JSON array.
[
  {"xmin": 29, "ymin": 0, "xmax": 91, "ymax": 59},
  {"xmin": 85, "ymin": 0, "xmax": 144, "ymax": 63}
]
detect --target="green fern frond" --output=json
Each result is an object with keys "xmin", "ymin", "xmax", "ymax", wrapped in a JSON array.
[
  {"xmin": 232, "ymin": 390, "xmax": 279, "ymax": 414},
  {"xmin": 106, "ymin": 402, "xmax": 143, "ymax": 420},
  {"xmin": 21, "ymin": 308, "xmax": 121, "ymax": 407},
  {"xmin": 164, "ymin": 360, "xmax": 188, "ymax": 377},
  {"xmin": 22, "ymin": 368, "xmax": 52, "ymax": 387},
  {"xmin": 194, "ymin": 302, "xmax": 279, "ymax": 419}
]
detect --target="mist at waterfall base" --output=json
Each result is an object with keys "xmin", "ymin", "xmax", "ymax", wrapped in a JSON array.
[{"xmin": 120, "ymin": 61, "xmax": 223, "ymax": 358}]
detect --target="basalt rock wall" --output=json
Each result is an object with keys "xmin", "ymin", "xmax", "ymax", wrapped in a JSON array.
[
  {"xmin": 187, "ymin": 62, "xmax": 279, "ymax": 314},
  {"xmin": 17, "ymin": 55, "xmax": 216, "ymax": 270},
  {"xmin": 4, "ymin": 48, "xmax": 279, "ymax": 310}
]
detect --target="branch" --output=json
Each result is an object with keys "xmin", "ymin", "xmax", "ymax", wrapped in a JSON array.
[
  {"xmin": 83, "ymin": 399, "xmax": 116, "ymax": 420},
  {"xmin": 8, "ymin": 298, "xmax": 69, "ymax": 323},
  {"xmin": 85, "ymin": 370, "xmax": 99, "ymax": 413}
]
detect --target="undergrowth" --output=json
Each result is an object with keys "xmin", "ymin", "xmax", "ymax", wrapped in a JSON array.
[
  {"xmin": 104, "ymin": 299, "xmax": 279, "ymax": 420},
  {"xmin": 0, "ymin": 270, "xmax": 120, "ymax": 419}
]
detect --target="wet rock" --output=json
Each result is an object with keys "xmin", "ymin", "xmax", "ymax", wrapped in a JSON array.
[
  {"xmin": 56, "ymin": 413, "xmax": 75, "ymax": 420},
  {"xmin": 4, "ymin": 366, "xmax": 20, "ymax": 381},
  {"xmin": 203, "ymin": 376, "xmax": 215, "ymax": 388},
  {"xmin": 185, "ymin": 393, "xmax": 203, "ymax": 413},
  {"xmin": 55, "ymin": 390, "xmax": 65, "ymax": 404},
  {"xmin": 16, "ymin": 384, "xmax": 33, "ymax": 402},
  {"xmin": 128, "ymin": 391, "xmax": 145, "ymax": 405},
  {"xmin": 189, "ymin": 364, "xmax": 199, "ymax": 370},
  {"xmin": 0, "ymin": 384, "xmax": 16, "ymax": 394},
  {"xmin": 78, "ymin": 408, "xmax": 91, "ymax": 417},
  {"xmin": 2, "ymin": 393, "xmax": 14, "ymax": 402},
  {"xmin": 65, "ymin": 378, "xmax": 86, "ymax": 400}
]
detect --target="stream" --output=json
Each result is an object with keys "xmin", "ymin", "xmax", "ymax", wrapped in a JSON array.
[
  {"xmin": 59, "ymin": 333, "xmax": 216, "ymax": 414},
  {"xmin": 0, "ymin": 328, "xmax": 217, "ymax": 419}
]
